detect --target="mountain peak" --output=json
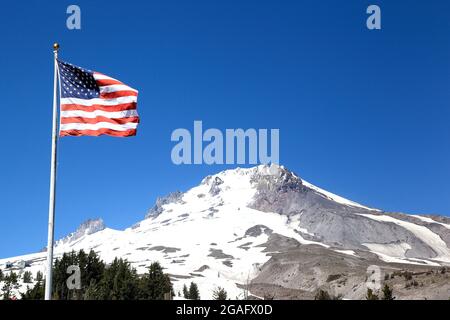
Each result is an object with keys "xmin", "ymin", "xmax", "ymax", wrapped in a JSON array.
[
  {"xmin": 55, "ymin": 218, "xmax": 106, "ymax": 247},
  {"xmin": 200, "ymin": 164, "xmax": 299, "ymax": 185}
]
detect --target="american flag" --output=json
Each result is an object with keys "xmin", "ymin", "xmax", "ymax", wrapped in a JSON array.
[{"xmin": 57, "ymin": 60, "xmax": 139, "ymax": 137}]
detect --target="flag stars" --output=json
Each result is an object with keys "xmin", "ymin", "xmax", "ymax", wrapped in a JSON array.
[{"xmin": 57, "ymin": 61, "xmax": 101, "ymax": 99}]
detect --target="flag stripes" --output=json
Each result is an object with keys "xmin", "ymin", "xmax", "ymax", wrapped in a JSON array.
[
  {"xmin": 60, "ymin": 103, "xmax": 137, "ymax": 112},
  {"xmin": 57, "ymin": 60, "xmax": 139, "ymax": 137},
  {"xmin": 60, "ymin": 129, "xmax": 137, "ymax": 137}
]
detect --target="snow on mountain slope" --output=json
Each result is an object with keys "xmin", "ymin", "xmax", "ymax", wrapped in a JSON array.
[
  {"xmin": 359, "ymin": 213, "xmax": 450, "ymax": 262},
  {"xmin": 1, "ymin": 164, "xmax": 450, "ymax": 299},
  {"xmin": 414, "ymin": 215, "xmax": 450, "ymax": 230},
  {"xmin": 301, "ymin": 179, "xmax": 379, "ymax": 212}
]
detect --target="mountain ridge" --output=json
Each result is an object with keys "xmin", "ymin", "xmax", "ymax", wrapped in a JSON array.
[{"xmin": 1, "ymin": 164, "xmax": 450, "ymax": 299}]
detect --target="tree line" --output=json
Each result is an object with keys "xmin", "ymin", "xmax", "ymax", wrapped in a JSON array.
[
  {"xmin": 2, "ymin": 250, "xmax": 173, "ymax": 300},
  {"xmin": 1, "ymin": 249, "xmax": 232, "ymax": 300}
]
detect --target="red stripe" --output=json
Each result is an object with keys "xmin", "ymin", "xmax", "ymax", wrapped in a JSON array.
[
  {"xmin": 60, "ymin": 128, "xmax": 137, "ymax": 137},
  {"xmin": 61, "ymin": 116, "xmax": 140, "ymax": 125},
  {"xmin": 96, "ymin": 79, "xmax": 123, "ymax": 86},
  {"xmin": 99, "ymin": 91, "xmax": 138, "ymax": 99},
  {"xmin": 61, "ymin": 102, "xmax": 137, "ymax": 112}
]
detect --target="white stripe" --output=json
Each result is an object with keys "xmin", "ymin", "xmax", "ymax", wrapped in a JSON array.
[
  {"xmin": 60, "ymin": 122, "xmax": 138, "ymax": 131},
  {"xmin": 61, "ymin": 109, "xmax": 138, "ymax": 119},
  {"xmin": 99, "ymin": 84, "xmax": 138, "ymax": 94},
  {"xmin": 60, "ymin": 96, "xmax": 137, "ymax": 106},
  {"xmin": 93, "ymin": 73, "xmax": 119, "ymax": 81}
]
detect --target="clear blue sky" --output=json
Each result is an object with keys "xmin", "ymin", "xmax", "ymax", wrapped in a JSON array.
[{"xmin": 0, "ymin": 0, "xmax": 449, "ymax": 258}]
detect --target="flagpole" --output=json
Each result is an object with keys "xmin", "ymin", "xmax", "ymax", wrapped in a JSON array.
[{"xmin": 45, "ymin": 43, "xmax": 60, "ymax": 300}]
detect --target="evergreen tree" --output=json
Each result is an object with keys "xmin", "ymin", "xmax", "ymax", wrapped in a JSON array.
[
  {"xmin": 0, "ymin": 269, "xmax": 3, "ymax": 281},
  {"xmin": 314, "ymin": 289, "xmax": 331, "ymax": 300},
  {"xmin": 52, "ymin": 249, "xmax": 106, "ymax": 300},
  {"xmin": 183, "ymin": 284, "xmax": 189, "ymax": 299},
  {"xmin": 366, "ymin": 288, "xmax": 379, "ymax": 300},
  {"xmin": 35, "ymin": 271, "xmax": 43, "ymax": 282},
  {"xmin": 9, "ymin": 272, "xmax": 18, "ymax": 285},
  {"xmin": 23, "ymin": 271, "xmax": 32, "ymax": 283},
  {"xmin": 85, "ymin": 250, "xmax": 105, "ymax": 285},
  {"xmin": 188, "ymin": 282, "xmax": 200, "ymax": 300},
  {"xmin": 1, "ymin": 272, "xmax": 18, "ymax": 300},
  {"xmin": 96, "ymin": 258, "xmax": 140, "ymax": 300},
  {"xmin": 1, "ymin": 279, "xmax": 12, "ymax": 300},
  {"xmin": 77, "ymin": 250, "xmax": 105, "ymax": 300},
  {"xmin": 138, "ymin": 262, "xmax": 173, "ymax": 300},
  {"xmin": 212, "ymin": 287, "xmax": 228, "ymax": 300},
  {"xmin": 21, "ymin": 279, "xmax": 45, "ymax": 300},
  {"xmin": 52, "ymin": 251, "xmax": 78, "ymax": 300},
  {"xmin": 381, "ymin": 284, "xmax": 395, "ymax": 300},
  {"xmin": 83, "ymin": 279, "xmax": 99, "ymax": 300}
]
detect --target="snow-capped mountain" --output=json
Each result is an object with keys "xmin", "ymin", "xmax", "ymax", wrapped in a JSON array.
[
  {"xmin": 2, "ymin": 165, "xmax": 450, "ymax": 299},
  {"xmin": 51, "ymin": 219, "xmax": 106, "ymax": 249}
]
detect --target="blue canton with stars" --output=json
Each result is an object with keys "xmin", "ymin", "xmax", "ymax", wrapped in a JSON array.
[{"xmin": 57, "ymin": 60, "xmax": 100, "ymax": 99}]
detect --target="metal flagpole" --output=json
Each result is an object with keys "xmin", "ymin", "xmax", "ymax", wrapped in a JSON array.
[{"xmin": 45, "ymin": 43, "xmax": 60, "ymax": 300}]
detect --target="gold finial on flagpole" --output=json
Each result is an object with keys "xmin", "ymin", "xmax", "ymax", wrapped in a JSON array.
[{"xmin": 53, "ymin": 43, "xmax": 60, "ymax": 51}]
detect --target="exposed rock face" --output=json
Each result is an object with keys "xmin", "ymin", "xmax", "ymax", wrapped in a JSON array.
[
  {"xmin": 209, "ymin": 177, "xmax": 224, "ymax": 196},
  {"xmin": 251, "ymin": 240, "xmax": 450, "ymax": 300},
  {"xmin": 54, "ymin": 218, "xmax": 105, "ymax": 247},
  {"xmin": 145, "ymin": 191, "xmax": 184, "ymax": 218},
  {"xmin": 248, "ymin": 166, "xmax": 440, "ymax": 260},
  {"xmin": 245, "ymin": 225, "xmax": 273, "ymax": 237}
]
